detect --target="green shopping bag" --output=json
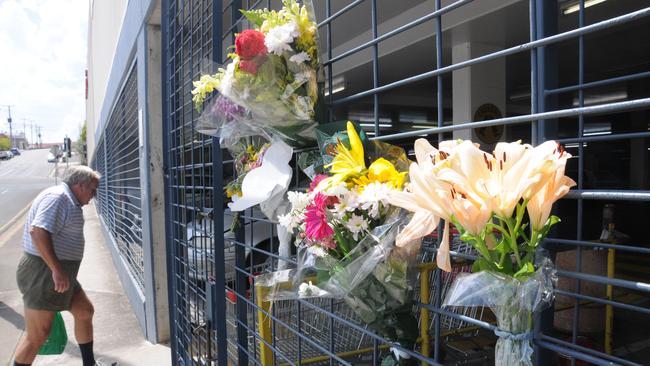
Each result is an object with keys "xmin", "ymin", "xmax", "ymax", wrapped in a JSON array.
[{"xmin": 38, "ymin": 312, "xmax": 68, "ymax": 355}]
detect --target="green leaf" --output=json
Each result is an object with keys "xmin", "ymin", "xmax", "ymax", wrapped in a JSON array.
[
  {"xmin": 501, "ymin": 255, "xmax": 514, "ymax": 275},
  {"xmin": 494, "ymin": 239, "xmax": 509, "ymax": 256},
  {"xmin": 537, "ymin": 215, "xmax": 561, "ymax": 242},
  {"xmin": 473, "ymin": 258, "xmax": 497, "ymax": 273},
  {"xmin": 513, "ymin": 262, "xmax": 535, "ymax": 280},
  {"xmin": 240, "ymin": 9, "xmax": 265, "ymax": 27}
]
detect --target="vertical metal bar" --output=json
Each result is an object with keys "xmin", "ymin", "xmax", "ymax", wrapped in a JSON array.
[
  {"xmin": 212, "ymin": 1, "xmax": 228, "ymax": 365},
  {"xmin": 434, "ymin": 0, "xmax": 443, "ymax": 362},
  {"xmin": 326, "ymin": 3, "xmax": 335, "ymax": 361},
  {"xmin": 161, "ymin": 0, "xmax": 178, "ymax": 362},
  {"xmin": 534, "ymin": 0, "xmax": 546, "ymax": 142},
  {"xmin": 373, "ymin": 338, "xmax": 379, "ymax": 365},
  {"xmin": 329, "ymin": 298, "xmax": 335, "ymax": 366},
  {"xmin": 534, "ymin": 2, "xmax": 558, "ymax": 365},
  {"xmin": 420, "ymin": 266, "xmax": 431, "ymax": 365},
  {"xmin": 297, "ymin": 300, "xmax": 302, "ymax": 366},
  {"xmin": 326, "ymin": 0, "xmax": 333, "ymax": 123},
  {"xmin": 530, "ymin": 0, "xmax": 538, "ymax": 144},
  {"xmin": 371, "ymin": 0, "xmax": 380, "ymax": 137},
  {"xmin": 571, "ymin": 3, "xmax": 586, "ymax": 366},
  {"xmin": 236, "ymin": 218, "xmax": 249, "ymax": 365}
]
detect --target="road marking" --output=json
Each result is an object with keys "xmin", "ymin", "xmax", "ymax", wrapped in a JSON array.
[
  {"xmin": 0, "ymin": 200, "xmax": 32, "ymax": 241},
  {"xmin": 0, "ymin": 189, "xmax": 7, "ymax": 195}
]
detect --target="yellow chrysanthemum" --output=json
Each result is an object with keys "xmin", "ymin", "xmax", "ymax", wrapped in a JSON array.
[
  {"xmin": 354, "ymin": 158, "xmax": 407, "ymax": 189},
  {"xmin": 191, "ymin": 74, "xmax": 221, "ymax": 110}
]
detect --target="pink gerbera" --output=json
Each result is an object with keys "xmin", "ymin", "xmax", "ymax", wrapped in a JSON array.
[
  {"xmin": 312, "ymin": 191, "xmax": 338, "ymax": 208},
  {"xmin": 305, "ymin": 200, "xmax": 334, "ymax": 241}
]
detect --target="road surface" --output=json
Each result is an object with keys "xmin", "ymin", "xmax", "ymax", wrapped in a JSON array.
[{"xmin": 0, "ymin": 149, "xmax": 57, "ymax": 229}]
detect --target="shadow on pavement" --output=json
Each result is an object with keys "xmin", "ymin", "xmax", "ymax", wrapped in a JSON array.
[{"xmin": 0, "ymin": 300, "xmax": 24, "ymax": 330}]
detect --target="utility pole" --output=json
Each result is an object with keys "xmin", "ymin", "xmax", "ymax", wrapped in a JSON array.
[
  {"xmin": 2, "ymin": 105, "xmax": 14, "ymax": 148},
  {"xmin": 24, "ymin": 119, "xmax": 35, "ymax": 149}
]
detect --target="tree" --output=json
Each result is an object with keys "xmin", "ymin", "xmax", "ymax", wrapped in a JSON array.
[
  {"xmin": 0, "ymin": 136, "xmax": 10, "ymax": 151},
  {"xmin": 75, "ymin": 122, "xmax": 87, "ymax": 164}
]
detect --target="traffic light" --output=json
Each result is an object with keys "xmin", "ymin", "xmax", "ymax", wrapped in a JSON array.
[{"xmin": 64, "ymin": 137, "xmax": 72, "ymax": 157}]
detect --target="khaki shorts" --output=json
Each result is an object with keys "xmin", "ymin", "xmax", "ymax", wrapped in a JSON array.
[{"xmin": 16, "ymin": 253, "xmax": 82, "ymax": 311}]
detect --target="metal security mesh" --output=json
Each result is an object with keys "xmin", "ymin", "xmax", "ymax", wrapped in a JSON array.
[
  {"xmin": 92, "ymin": 65, "xmax": 145, "ymax": 291},
  {"xmin": 164, "ymin": 0, "xmax": 222, "ymax": 364},
  {"xmin": 92, "ymin": 138, "xmax": 108, "ymax": 218},
  {"xmin": 163, "ymin": 1, "xmax": 650, "ymax": 365}
]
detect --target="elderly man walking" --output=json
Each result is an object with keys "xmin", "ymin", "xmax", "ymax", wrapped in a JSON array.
[{"xmin": 13, "ymin": 166, "xmax": 108, "ymax": 366}]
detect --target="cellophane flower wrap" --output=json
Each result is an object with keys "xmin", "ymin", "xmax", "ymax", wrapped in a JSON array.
[
  {"xmin": 191, "ymin": 0, "xmax": 323, "ymax": 147},
  {"xmin": 189, "ymin": 90, "xmax": 292, "ymax": 220},
  {"xmin": 388, "ymin": 138, "xmax": 575, "ymax": 365},
  {"xmin": 256, "ymin": 121, "xmax": 419, "ymax": 350}
]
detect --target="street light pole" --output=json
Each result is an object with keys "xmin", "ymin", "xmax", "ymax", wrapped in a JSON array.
[{"xmin": 2, "ymin": 105, "xmax": 14, "ymax": 148}]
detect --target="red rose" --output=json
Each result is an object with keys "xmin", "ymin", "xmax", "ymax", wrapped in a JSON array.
[
  {"xmin": 235, "ymin": 30, "xmax": 267, "ymax": 60},
  {"xmin": 239, "ymin": 60, "xmax": 259, "ymax": 74}
]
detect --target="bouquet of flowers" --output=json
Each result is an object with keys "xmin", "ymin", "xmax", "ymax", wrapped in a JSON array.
[
  {"xmin": 257, "ymin": 122, "xmax": 419, "ymax": 353},
  {"xmin": 389, "ymin": 138, "xmax": 576, "ymax": 365},
  {"xmin": 191, "ymin": 0, "xmax": 323, "ymax": 147}
]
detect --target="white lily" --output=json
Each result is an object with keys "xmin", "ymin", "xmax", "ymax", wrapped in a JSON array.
[
  {"xmin": 527, "ymin": 147, "xmax": 576, "ymax": 230},
  {"xmin": 489, "ymin": 140, "xmax": 532, "ymax": 218},
  {"xmin": 389, "ymin": 139, "xmax": 455, "ymax": 270}
]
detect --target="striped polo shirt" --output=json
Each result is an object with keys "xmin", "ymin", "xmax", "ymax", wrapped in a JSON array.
[{"xmin": 23, "ymin": 183, "xmax": 85, "ymax": 260}]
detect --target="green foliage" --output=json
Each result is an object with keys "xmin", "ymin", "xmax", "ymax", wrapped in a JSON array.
[
  {"xmin": 0, "ymin": 136, "xmax": 10, "ymax": 150},
  {"xmin": 75, "ymin": 122, "xmax": 87, "ymax": 164},
  {"xmin": 456, "ymin": 200, "xmax": 562, "ymax": 281}
]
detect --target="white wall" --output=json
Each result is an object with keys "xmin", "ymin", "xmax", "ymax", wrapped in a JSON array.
[{"xmin": 85, "ymin": 0, "xmax": 128, "ymax": 163}]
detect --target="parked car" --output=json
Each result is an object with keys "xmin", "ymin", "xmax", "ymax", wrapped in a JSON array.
[
  {"xmin": 0, "ymin": 151, "xmax": 13, "ymax": 160},
  {"xmin": 10, "ymin": 148, "xmax": 20, "ymax": 156},
  {"xmin": 47, "ymin": 152, "xmax": 58, "ymax": 163}
]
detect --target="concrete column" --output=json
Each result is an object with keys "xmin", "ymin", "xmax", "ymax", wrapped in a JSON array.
[
  {"xmin": 452, "ymin": 42, "xmax": 506, "ymax": 149},
  {"xmin": 137, "ymin": 20, "xmax": 168, "ymax": 343}
]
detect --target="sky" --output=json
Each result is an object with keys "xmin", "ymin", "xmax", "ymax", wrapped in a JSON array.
[{"xmin": 0, "ymin": 0, "xmax": 87, "ymax": 144}]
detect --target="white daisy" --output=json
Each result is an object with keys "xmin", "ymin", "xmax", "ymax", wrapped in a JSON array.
[
  {"xmin": 298, "ymin": 281, "xmax": 325, "ymax": 297},
  {"xmin": 287, "ymin": 191, "xmax": 310, "ymax": 213},
  {"xmin": 358, "ymin": 182, "xmax": 392, "ymax": 218},
  {"xmin": 345, "ymin": 213, "xmax": 369, "ymax": 241},
  {"xmin": 265, "ymin": 21, "xmax": 299, "ymax": 55},
  {"xmin": 332, "ymin": 190, "xmax": 359, "ymax": 219},
  {"xmin": 289, "ymin": 51, "xmax": 311, "ymax": 64},
  {"xmin": 278, "ymin": 213, "xmax": 294, "ymax": 229}
]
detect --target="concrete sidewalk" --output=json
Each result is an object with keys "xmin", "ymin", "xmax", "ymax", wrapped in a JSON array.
[{"xmin": 0, "ymin": 202, "xmax": 171, "ymax": 366}]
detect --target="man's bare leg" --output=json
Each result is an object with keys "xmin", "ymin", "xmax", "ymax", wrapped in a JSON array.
[
  {"xmin": 69, "ymin": 289, "xmax": 96, "ymax": 366},
  {"xmin": 69, "ymin": 289, "xmax": 94, "ymax": 343},
  {"xmin": 14, "ymin": 308, "xmax": 55, "ymax": 364}
]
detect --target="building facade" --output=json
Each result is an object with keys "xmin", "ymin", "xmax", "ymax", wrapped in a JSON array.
[{"xmin": 88, "ymin": 0, "xmax": 650, "ymax": 364}]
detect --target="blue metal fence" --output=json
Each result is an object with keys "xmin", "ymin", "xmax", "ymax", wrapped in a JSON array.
[{"xmin": 162, "ymin": 0, "xmax": 650, "ymax": 365}]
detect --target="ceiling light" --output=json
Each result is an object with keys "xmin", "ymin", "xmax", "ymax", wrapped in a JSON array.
[
  {"xmin": 563, "ymin": 0, "xmax": 607, "ymax": 15},
  {"xmin": 572, "ymin": 91, "xmax": 627, "ymax": 107},
  {"xmin": 324, "ymin": 85, "xmax": 345, "ymax": 96},
  {"xmin": 360, "ymin": 123, "xmax": 392, "ymax": 128}
]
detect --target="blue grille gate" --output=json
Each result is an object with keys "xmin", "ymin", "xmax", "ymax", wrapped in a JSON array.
[{"xmin": 162, "ymin": 1, "xmax": 650, "ymax": 365}]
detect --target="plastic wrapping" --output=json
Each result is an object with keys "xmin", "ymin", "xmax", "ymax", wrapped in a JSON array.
[
  {"xmin": 192, "ymin": 0, "xmax": 324, "ymax": 147},
  {"xmin": 195, "ymin": 94, "xmax": 269, "ymax": 147},
  {"xmin": 228, "ymin": 137, "xmax": 293, "ymax": 215},
  {"xmin": 256, "ymin": 217, "xmax": 420, "ymax": 348},
  {"xmin": 443, "ymin": 254, "xmax": 557, "ymax": 366}
]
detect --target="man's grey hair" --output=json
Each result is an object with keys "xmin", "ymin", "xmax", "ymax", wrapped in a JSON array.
[{"xmin": 63, "ymin": 166, "xmax": 101, "ymax": 186}]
